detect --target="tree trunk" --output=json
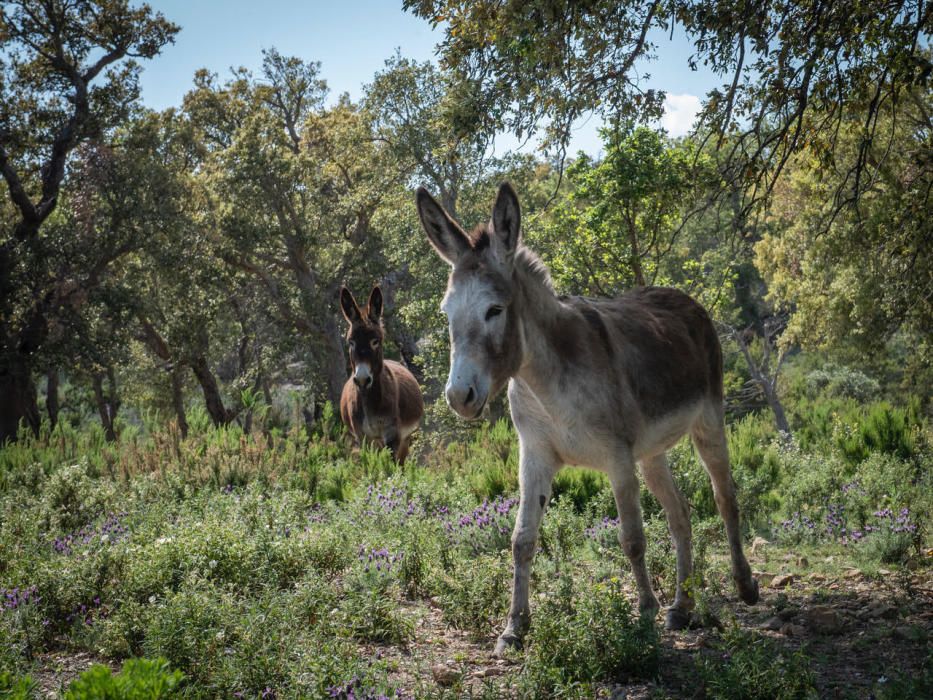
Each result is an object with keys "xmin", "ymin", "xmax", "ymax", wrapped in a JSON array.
[
  {"xmin": 91, "ymin": 371, "xmax": 119, "ymax": 442},
  {"xmin": 46, "ymin": 367, "xmax": 60, "ymax": 429},
  {"xmin": 733, "ymin": 328, "xmax": 793, "ymax": 437},
  {"xmin": 170, "ymin": 367, "xmax": 188, "ymax": 438},
  {"xmin": 324, "ymin": 317, "xmax": 348, "ymax": 407},
  {"xmin": 191, "ymin": 355, "xmax": 232, "ymax": 427},
  {"xmin": 761, "ymin": 383, "xmax": 792, "ymax": 435},
  {"xmin": 625, "ymin": 215, "xmax": 646, "ymax": 286},
  {"xmin": 0, "ymin": 353, "xmax": 40, "ymax": 443}
]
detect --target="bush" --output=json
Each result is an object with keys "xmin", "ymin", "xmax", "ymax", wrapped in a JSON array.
[
  {"xmin": 551, "ymin": 468, "xmax": 610, "ymax": 514},
  {"xmin": 697, "ymin": 626, "xmax": 817, "ymax": 699},
  {"xmin": 803, "ymin": 364, "xmax": 880, "ymax": 402},
  {"xmin": 63, "ymin": 658, "xmax": 183, "ymax": 700},
  {"xmin": 436, "ymin": 553, "xmax": 511, "ymax": 640},
  {"xmin": 0, "ymin": 672, "xmax": 36, "ymax": 700},
  {"xmin": 519, "ymin": 577, "xmax": 659, "ymax": 697}
]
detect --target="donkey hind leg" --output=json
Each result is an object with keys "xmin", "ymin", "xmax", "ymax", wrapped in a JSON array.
[
  {"xmin": 608, "ymin": 450, "xmax": 660, "ymax": 617},
  {"xmin": 494, "ymin": 444, "xmax": 558, "ymax": 657},
  {"xmin": 640, "ymin": 453, "xmax": 694, "ymax": 630},
  {"xmin": 691, "ymin": 402, "xmax": 759, "ymax": 605}
]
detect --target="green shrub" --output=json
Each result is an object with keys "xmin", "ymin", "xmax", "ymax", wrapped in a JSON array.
[
  {"xmin": 63, "ymin": 658, "xmax": 182, "ymax": 700},
  {"xmin": 519, "ymin": 577, "xmax": 659, "ymax": 697},
  {"xmin": 338, "ymin": 588, "xmax": 413, "ymax": 644},
  {"xmin": 551, "ymin": 468, "xmax": 610, "ymax": 514},
  {"xmin": 40, "ymin": 461, "xmax": 116, "ymax": 532},
  {"xmin": 803, "ymin": 363, "xmax": 880, "ymax": 402},
  {"xmin": 0, "ymin": 672, "xmax": 36, "ymax": 700},
  {"xmin": 697, "ymin": 626, "xmax": 817, "ymax": 700},
  {"xmin": 437, "ymin": 553, "xmax": 511, "ymax": 640}
]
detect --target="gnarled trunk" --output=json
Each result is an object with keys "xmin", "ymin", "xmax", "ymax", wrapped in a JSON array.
[
  {"xmin": 0, "ymin": 353, "xmax": 39, "ymax": 443},
  {"xmin": 170, "ymin": 366, "xmax": 188, "ymax": 438},
  {"xmin": 191, "ymin": 355, "xmax": 232, "ymax": 427},
  {"xmin": 91, "ymin": 368, "xmax": 120, "ymax": 442},
  {"xmin": 324, "ymin": 317, "xmax": 348, "ymax": 408}
]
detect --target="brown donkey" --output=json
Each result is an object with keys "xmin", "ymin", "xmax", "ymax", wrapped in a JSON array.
[
  {"xmin": 339, "ymin": 286, "xmax": 424, "ymax": 464},
  {"xmin": 416, "ymin": 183, "xmax": 759, "ymax": 655}
]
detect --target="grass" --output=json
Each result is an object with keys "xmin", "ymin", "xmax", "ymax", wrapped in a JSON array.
[{"xmin": 0, "ymin": 407, "xmax": 930, "ymax": 698}]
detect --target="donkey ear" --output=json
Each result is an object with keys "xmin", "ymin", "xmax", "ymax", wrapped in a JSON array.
[
  {"xmin": 491, "ymin": 182, "xmax": 521, "ymax": 254},
  {"xmin": 367, "ymin": 286, "xmax": 383, "ymax": 323},
  {"xmin": 416, "ymin": 187, "xmax": 471, "ymax": 265},
  {"xmin": 339, "ymin": 286, "xmax": 361, "ymax": 323}
]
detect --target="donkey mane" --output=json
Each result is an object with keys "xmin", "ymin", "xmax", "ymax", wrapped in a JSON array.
[
  {"xmin": 470, "ymin": 224, "xmax": 554, "ymax": 293},
  {"xmin": 514, "ymin": 245, "xmax": 553, "ymax": 291}
]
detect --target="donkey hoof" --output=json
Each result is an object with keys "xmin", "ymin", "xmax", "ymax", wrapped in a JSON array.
[
  {"xmin": 737, "ymin": 576, "xmax": 759, "ymax": 605},
  {"xmin": 493, "ymin": 633, "xmax": 522, "ymax": 657},
  {"xmin": 665, "ymin": 607, "xmax": 692, "ymax": 631}
]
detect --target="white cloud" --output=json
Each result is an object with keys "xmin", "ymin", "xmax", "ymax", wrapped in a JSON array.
[{"xmin": 661, "ymin": 93, "xmax": 702, "ymax": 137}]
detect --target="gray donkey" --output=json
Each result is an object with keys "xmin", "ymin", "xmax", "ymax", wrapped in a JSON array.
[{"xmin": 416, "ymin": 183, "xmax": 759, "ymax": 655}]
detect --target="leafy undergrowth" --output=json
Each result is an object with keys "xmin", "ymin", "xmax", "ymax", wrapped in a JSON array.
[{"xmin": 0, "ymin": 419, "xmax": 930, "ymax": 698}]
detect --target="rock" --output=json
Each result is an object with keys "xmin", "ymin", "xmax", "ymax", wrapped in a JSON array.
[
  {"xmin": 780, "ymin": 622, "xmax": 806, "ymax": 637},
  {"xmin": 868, "ymin": 602, "xmax": 898, "ymax": 620},
  {"xmin": 472, "ymin": 667, "xmax": 506, "ymax": 679},
  {"xmin": 806, "ymin": 605, "xmax": 843, "ymax": 634},
  {"xmin": 844, "ymin": 568, "xmax": 862, "ymax": 580},
  {"xmin": 760, "ymin": 616, "xmax": 783, "ymax": 631},
  {"xmin": 878, "ymin": 568, "xmax": 892, "ymax": 576},
  {"xmin": 771, "ymin": 573, "xmax": 795, "ymax": 589},
  {"xmin": 754, "ymin": 571, "xmax": 775, "ymax": 587},
  {"xmin": 797, "ymin": 555, "xmax": 809, "ymax": 567},
  {"xmin": 808, "ymin": 572, "xmax": 826, "ymax": 582},
  {"xmin": 432, "ymin": 663, "xmax": 460, "ymax": 687},
  {"xmin": 777, "ymin": 607, "xmax": 799, "ymax": 621},
  {"xmin": 750, "ymin": 537, "xmax": 770, "ymax": 555}
]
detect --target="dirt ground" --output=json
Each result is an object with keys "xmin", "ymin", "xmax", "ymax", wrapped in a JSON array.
[{"xmin": 378, "ymin": 547, "xmax": 933, "ymax": 698}]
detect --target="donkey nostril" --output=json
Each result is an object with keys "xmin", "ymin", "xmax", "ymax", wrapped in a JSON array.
[{"xmin": 465, "ymin": 387, "xmax": 475, "ymax": 405}]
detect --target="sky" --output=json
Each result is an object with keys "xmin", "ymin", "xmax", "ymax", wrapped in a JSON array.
[{"xmin": 137, "ymin": 1, "xmax": 723, "ymax": 156}]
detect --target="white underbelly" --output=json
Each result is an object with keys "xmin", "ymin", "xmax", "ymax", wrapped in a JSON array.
[{"xmin": 632, "ymin": 404, "xmax": 701, "ymax": 460}]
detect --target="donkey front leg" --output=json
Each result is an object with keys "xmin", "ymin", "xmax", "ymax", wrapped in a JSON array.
[
  {"xmin": 383, "ymin": 428, "xmax": 403, "ymax": 464},
  {"xmin": 494, "ymin": 442, "xmax": 558, "ymax": 656},
  {"xmin": 608, "ymin": 449, "xmax": 660, "ymax": 617}
]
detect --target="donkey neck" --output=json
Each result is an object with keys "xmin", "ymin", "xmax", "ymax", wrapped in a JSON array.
[
  {"xmin": 359, "ymin": 365, "xmax": 390, "ymax": 410},
  {"xmin": 510, "ymin": 249, "xmax": 576, "ymax": 397}
]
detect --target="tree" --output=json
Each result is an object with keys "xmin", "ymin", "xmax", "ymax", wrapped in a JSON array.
[
  {"xmin": 0, "ymin": 0, "xmax": 177, "ymax": 442},
  {"xmin": 756, "ymin": 88, "xmax": 933, "ymax": 367},
  {"xmin": 405, "ymin": 1, "xmax": 931, "ymax": 215},
  {"xmin": 532, "ymin": 125, "xmax": 716, "ymax": 295},
  {"xmin": 185, "ymin": 51, "xmax": 404, "ymax": 406}
]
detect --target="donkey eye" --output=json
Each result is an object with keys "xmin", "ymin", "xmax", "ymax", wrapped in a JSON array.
[
  {"xmin": 370, "ymin": 338, "xmax": 380, "ymax": 349},
  {"xmin": 485, "ymin": 306, "xmax": 503, "ymax": 321}
]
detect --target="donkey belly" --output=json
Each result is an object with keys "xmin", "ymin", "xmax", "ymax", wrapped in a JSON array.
[
  {"xmin": 508, "ymin": 378, "xmax": 614, "ymax": 467},
  {"xmin": 510, "ymin": 378, "xmax": 701, "ymax": 467},
  {"xmin": 361, "ymin": 413, "xmax": 391, "ymax": 443},
  {"xmin": 632, "ymin": 402, "xmax": 703, "ymax": 461}
]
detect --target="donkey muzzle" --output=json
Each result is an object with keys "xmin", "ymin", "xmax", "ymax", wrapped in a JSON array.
[
  {"xmin": 353, "ymin": 363, "xmax": 373, "ymax": 389},
  {"xmin": 446, "ymin": 381, "xmax": 486, "ymax": 420}
]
